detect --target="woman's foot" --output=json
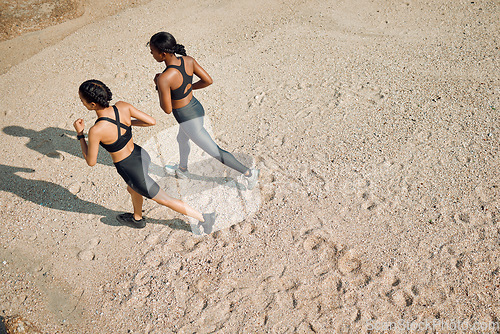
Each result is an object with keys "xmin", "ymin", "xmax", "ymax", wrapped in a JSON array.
[{"xmin": 116, "ymin": 213, "xmax": 146, "ymax": 229}]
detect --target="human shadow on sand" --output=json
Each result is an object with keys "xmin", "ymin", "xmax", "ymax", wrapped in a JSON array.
[
  {"xmin": 3, "ymin": 125, "xmax": 114, "ymax": 166},
  {"xmin": 0, "ymin": 164, "xmax": 191, "ymax": 232},
  {"xmin": 149, "ymin": 152, "xmax": 255, "ymax": 197},
  {"xmin": 0, "ymin": 315, "xmax": 6, "ymax": 334},
  {"xmin": 2, "ymin": 125, "xmax": 170, "ymax": 177}
]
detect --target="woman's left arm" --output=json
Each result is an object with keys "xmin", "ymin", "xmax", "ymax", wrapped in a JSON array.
[{"xmin": 191, "ymin": 58, "xmax": 213, "ymax": 90}]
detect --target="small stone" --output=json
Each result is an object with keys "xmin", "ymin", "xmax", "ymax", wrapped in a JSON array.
[
  {"xmin": 143, "ymin": 252, "xmax": 161, "ymax": 267},
  {"xmin": 344, "ymin": 291, "xmax": 358, "ymax": 307},
  {"xmin": 240, "ymin": 222, "xmax": 255, "ymax": 235},
  {"xmin": 166, "ymin": 258, "xmax": 182, "ymax": 273},
  {"xmin": 115, "ymin": 72, "xmax": 128, "ymax": 79},
  {"xmin": 145, "ymin": 234, "xmax": 159, "ymax": 245},
  {"xmin": 88, "ymin": 237, "xmax": 100, "ymax": 248},
  {"xmin": 183, "ymin": 237, "xmax": 200, "ymax": 250},
  {"xmin": 68, "ymin": 182, "xmax": 81, "ymax": 195},
  {"xmin": 303, "ymin": 235, "xmax": 321, "ymax": 251},
  {"xmin": 3, "ymin": 315, "xmax": 43, "ymax": 334},
  {"xmin": 383, "ymin": 271, "xmax": 400, "ymax": 286},
  {"xmin": 351, "ymin": 273, "xmax": 371, "ymax": 288},
  {"xmin": 338, "ymin": 254, "xmax": 361, "ymax": 275},
  {"xmin": 46, "ymin": 151, "xmax": 64, "ymax": 161},
  {"xmin": 77, "ymin": 250, "xmax": 94, "ymax": 261},
  {"xmin": 296, "ymin": 321, "xmax": 315, "ymax": 334},
  {"xmin": 134, "ymin": 270, "xmax": 151, "ymax": 286},
  {"xmin": 196, "ymin": 276, "xmax": 210, "ymax": 292},
  {"xmin": 313, "ymin": 263, "xmax": 331, "ymax": 276},
  {"xmin": 275, "ymin": 291, "xmax": 294, "ymax": 309},
  {"xmin": 393, "ymin": 290, "xmax": 413, "ymax": 307}
]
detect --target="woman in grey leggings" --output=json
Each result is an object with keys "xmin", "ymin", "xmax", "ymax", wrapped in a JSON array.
[{"xmin": 149, "ymin": 32, "xmax": 259, "ymax": 190}]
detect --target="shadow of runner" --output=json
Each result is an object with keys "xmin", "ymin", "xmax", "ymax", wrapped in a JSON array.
[
  {"xmin": 152, "ymin": 152, "xmax": 255, "ymax": 196},
  {"xmin": 2, "ymin": 125, "xmax": 113, "ymax": 166},
  {"xmin": 0, "ymin": 316, "xmax": 6, "ymax": 334},
  {"xmin": 0, "ymin": 164, "xmax": 191, "ymax": 232}
]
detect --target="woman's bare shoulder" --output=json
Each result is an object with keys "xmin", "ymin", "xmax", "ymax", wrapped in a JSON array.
[{"xmin": 114, "ymin": 100, "xmax": 130, "ymax": 108}]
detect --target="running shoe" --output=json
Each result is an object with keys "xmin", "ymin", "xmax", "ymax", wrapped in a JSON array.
[
  {"xmin": 164, "ymin": 164, "xmax": 189, "ymax": 179},
  {"xmin": 238, "ymin": 168, "xmax": 260, "ymax": 190},
  {"xmin": 245, "ymin": 168, "xmax": 260, "ymax": 190},
  {"xmin": 116, "ymin": 213, "xmax": 146, "ymax": 229}
]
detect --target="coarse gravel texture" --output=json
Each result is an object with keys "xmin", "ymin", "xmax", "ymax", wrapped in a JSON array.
[{"xmin": 0, "ymin": 0, "xmax": 499, "ymax": 332}]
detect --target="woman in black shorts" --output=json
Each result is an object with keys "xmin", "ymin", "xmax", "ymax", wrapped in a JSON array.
[
  {"xmin": 149, "ymin": 32, "xmax": 259, "ymax": 190},
  {"xmin": 74, "ymin": 79, "xmax": 214, "ymax": 231}
]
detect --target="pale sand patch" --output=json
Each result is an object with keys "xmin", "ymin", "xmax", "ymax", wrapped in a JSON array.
[
  {"xmin": 0, "ymin": 0, "xmax": 498, "ymax": 332},
  {"xmin": 0, "ymin": 0, "xmax": 152, "ymax": 74}
]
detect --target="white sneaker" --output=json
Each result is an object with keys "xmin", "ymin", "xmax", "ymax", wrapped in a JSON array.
[
  {"xmin": 164, "ymin": 164, "xmax": 189, "ymax": 179},
  {"xmin": 246, "ymin": 168, "xmax": 260, "ymax": 190},
  {"xmin": 237, "ymin": 168, "xmax": 260, "ymax": 190}
]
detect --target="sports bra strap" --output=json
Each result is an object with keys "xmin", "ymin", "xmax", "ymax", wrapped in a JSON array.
[
  {"xmin": 94, "ymin": 105, "xmax": 133, "ymax": 153},
  {"xmin": 113, "ymin": 105, "xmax": 121, "ymax": 139}
]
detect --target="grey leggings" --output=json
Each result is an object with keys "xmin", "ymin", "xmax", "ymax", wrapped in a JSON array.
[{"xmin": 173, "ymin": 97, "xmax": 249, "ymax": 174}]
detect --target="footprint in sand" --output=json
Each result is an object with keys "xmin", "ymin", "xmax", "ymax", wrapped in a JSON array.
[
  {"xmin": 77, "ymin": 249, "xmax": 94, "ymax": 261},
  {"xmin": 76, "ymin": 237, "xmax": 100, "ymax": 261}
]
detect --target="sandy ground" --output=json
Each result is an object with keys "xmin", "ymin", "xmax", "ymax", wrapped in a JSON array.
[
  {"xmin": 0, "ymin": 0, "xmax": 152, "ymax": 74},
  {"xmin": 0, "ymin": 0, "xmax": 499, "ymax": 333}
]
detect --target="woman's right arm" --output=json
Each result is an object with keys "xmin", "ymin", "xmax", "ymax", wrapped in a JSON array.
[
  {"xmin": 74, "ymin": 119, "xmax": 100, "ymax": 167},
  {"xmin": 191, "ymin": 58, "xmax": 213, "ymax": 90},
  {"xmin": 122, "ymin": 102, "xmax": 156, "ymax": 127}
]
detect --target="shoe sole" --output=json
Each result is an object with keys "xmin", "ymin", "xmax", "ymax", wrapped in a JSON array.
[{"xmin": 175, "ymin": 170, "xmax": 188, "ymax": 179}]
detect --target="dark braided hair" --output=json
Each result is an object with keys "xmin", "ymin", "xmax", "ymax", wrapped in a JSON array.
[
  {"xmin": 148, "ymin": 32, "xmax": 187, "ymax": 56},
  {"xmin": 79, "ymin": 79, "xmax": 112, "ymax": 108}
]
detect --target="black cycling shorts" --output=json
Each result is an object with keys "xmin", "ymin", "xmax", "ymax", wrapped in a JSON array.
[{"xmin": 114, "ymin": 144, "xmax": 160, "ymax": 199}]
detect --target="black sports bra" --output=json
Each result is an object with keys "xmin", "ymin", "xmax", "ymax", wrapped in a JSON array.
[
  {"xmin": 95, "ymin": 105, "xmax": 132, "ymax": 153},
  {"xmin": 164, "ymin": 57, "xmax": 193, "ymax": 100}
]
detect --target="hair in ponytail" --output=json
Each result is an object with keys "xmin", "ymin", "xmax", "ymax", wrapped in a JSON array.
[
  {"xmin": 79, "ymin": 79, "xmax": 112, "ymax": 107},
  {"xmin": 173, "ymin": 43, "xmax": 187, "ymax": 56},
  {"xmin": 149, "ymin": 32, "xmax": 187, "ymax": 56}
]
